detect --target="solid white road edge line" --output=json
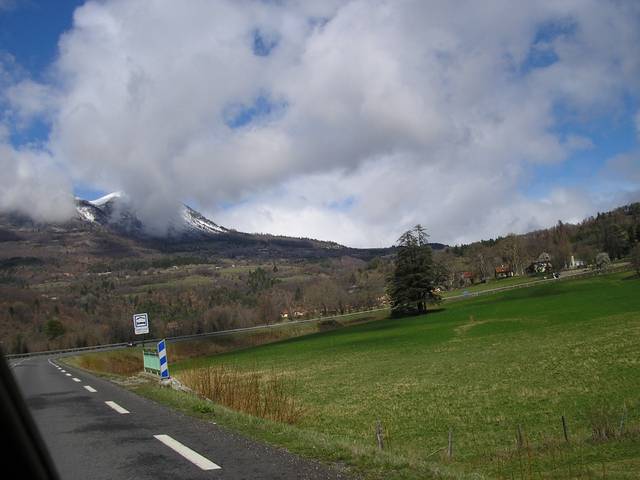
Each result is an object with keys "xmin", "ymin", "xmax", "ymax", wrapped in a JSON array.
[
  {"xmin": 84, "ymin": 385, "xmax": 97, "ymax": 393},
  {"xmin": 153, "ymin": 434, "xmax": 221, "ymax": 470},
  {"xmin": 105, "ymin": 401, "xmax": 130, "ymax": 414}
]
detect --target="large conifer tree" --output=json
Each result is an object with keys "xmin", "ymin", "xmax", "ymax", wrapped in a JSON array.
[{"xmin": 388, "ymin": 225, "xmax": 440, "ymax": 316}]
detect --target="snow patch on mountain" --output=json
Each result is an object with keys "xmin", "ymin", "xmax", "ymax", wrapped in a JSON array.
[
  {"xmin": 89, "ymin": 191, "xmax": 123, "ymax": 207},
  {"xmin": 74, "ymin": 192, "xmax": 229, "ymax": 239},
  {"xmin": 76, "ymin": 205, "xmax": 97, "ymax": 222},
  {"xmin": 182, "ymin": 205, "xmax": 229, "ymax": 235}
]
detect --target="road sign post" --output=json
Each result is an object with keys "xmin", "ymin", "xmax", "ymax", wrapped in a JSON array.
[
  {"xmin": 133, "ymin": 313, "xmax": 149, "ymax": 335},
  {"xmin": 142, "ymin": 340, "xmax": 169, "ymax": 379},
  {"xmin": 143, "ymin": 349, "xmax": 161, "ymax": 375},
  {"xmin": 158, "ymin": 339, "xmax": 169, "ymax": 379}
]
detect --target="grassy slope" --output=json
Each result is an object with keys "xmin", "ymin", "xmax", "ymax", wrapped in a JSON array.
[
  {"xmin": 440, "ymin": 274, "xmax": 541, "ymax": 297},
  {"xmin": 162, "ymin": 272, "xmax": 640, "ymax": 479}
]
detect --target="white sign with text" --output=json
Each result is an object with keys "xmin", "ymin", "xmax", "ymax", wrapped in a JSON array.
[{"xmin": 133, "ymin": 313, "xmax": 149, "ymax": 335}]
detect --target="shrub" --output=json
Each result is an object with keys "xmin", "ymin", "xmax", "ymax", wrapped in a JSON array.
[
  {"xmin": 178, "ymin": 365, "xmax": 304, "ymax": 424},
  {"xmin": 44, "ymin": 318, "xmax": 65, "ymax": 339}
]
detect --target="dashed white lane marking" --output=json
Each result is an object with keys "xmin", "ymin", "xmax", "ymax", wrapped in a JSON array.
[
  {"xmin": 154, "ymin": 434, "xmax": 221, "ymax": 471},
  {"xmin": 65, "ymin": 373, "xmax": 72, "ymax": 376},
  {"xmin": 60, "ymin": 370, "xmax": 66, "ymax": 373},
  {"xmin": 84, "ymin": 386, "xmax": 97, "ymax": 393},
  {"xmin": 105, "ymin": 401, "xmax": 130, "ymax": 414},
  {"xmin": 10, "ymin": 358, "xmax": 28, "ymax": 368},
  {"xmin": 72, "ymin": 378, "xmax": 81, "ymax": 382}
]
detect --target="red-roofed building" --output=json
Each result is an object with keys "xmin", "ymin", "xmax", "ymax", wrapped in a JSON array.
[{"xmin": 494, "ymin": 264, "xmax": 513, "ymax": 279}]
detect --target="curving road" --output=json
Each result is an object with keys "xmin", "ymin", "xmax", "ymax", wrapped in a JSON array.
[{"xmin": 10, "ymin": 357, "xmax": 346, "ymax": 480}]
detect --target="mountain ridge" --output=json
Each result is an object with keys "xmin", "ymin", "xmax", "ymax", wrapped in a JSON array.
[{"xmin": 0, "ymin": 193, "xmax": 403, "ymax": 260}]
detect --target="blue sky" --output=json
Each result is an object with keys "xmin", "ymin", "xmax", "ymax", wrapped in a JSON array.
[
  {"xmin": 525, "ymin": 102, "xmax": 639, "ymax": 200},
  {"xmin": 1, "ymin": 0, "xmax": 94, "ymax": 198},
  {"xmin": 1, "ymin": 1, "xmax": 639, "ymax": 246},
  {"xmin": 0, "ymin": 1, "xmax": 85, "ymax": 80}
]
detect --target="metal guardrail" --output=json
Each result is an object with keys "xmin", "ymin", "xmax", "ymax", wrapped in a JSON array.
[
  {"xmin": 5, "ymin": 264, "xmax": 631, "ymax": 360},
  {"xmin": 4, "ymin": 307, "xmax": 388, "ymax": 359}
]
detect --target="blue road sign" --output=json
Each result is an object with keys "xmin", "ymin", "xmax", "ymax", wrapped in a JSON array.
[{"xmin": 157, "ymin": 339, "xmax": 169, "ymax": 379}]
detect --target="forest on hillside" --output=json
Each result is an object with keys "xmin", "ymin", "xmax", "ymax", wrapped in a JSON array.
[
  {"xmin": 437, "ymin": 202, "xmax": 640, "ymax": 286},
  {"xmin": 1, "ymin": 203, "xmax": 638, "ymax": 354}
]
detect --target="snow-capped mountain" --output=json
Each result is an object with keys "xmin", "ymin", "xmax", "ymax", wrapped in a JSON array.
[
  {"xmin": 75, "ymin": 192, "xmax": 229, "ymax": 239},
  {"xmin": 1, "ymin": 192, "xmax": 389, "ymax": 260}
]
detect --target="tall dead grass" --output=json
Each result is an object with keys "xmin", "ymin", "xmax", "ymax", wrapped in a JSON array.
[
  {"xmin": 77, "ymin": 352, "xmax": 141, "ymax": 376},
  {"xmin": 178, "ymin": 365, "xmax": 305, "ymax": 424}
]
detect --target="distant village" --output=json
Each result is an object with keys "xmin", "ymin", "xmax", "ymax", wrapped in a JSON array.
[{"xmin": 456, "ymin": 252, "xmax": 588, "ymax": 287}]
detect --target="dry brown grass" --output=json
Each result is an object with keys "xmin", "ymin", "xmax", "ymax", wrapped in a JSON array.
[
  {"xmin": 178, "ymin": 365, "xmax": 305, "ymax": 424},
  {"xmin": 76, "ymin": 351, "xmax": 141, "ymax": 376},
  {"xmin": 166, "ymin": 329, "xmax": 305, "ymax": 363}
]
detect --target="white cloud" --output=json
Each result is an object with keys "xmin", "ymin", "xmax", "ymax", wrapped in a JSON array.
[
  {"xmin": 213, "ymin": 156, "xmax": 610, "ymax": 247},
  {"xmin": 5, "ymin": 79, "xmax": 56, "ymax": 127},
  {"xmin": 2, "ymin": 0, "xmax": 640, "ymax": 244},
  {"xmin": 606, "ymin": 152, "xmax": 640, "ymax": 183},
  {"xmin": 0, "ymin": 142, "xmax": 75, "ymax": 222}
]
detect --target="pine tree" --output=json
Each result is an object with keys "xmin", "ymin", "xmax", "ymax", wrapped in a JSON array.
[{"xmin": 388, "ymin": 225, "xmax": 440, "ymax": 316}]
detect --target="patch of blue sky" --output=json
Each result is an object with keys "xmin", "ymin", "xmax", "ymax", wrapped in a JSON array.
[
  {"xmin": 327, "ymin": 196, "xmax": 356, "ymax": 212},
  {"xmin": 0, "ymin": 1, "xmax": 84, "ymax": 81},
  {"xmin": 517, "ymin": 18, "xmax": 577, "ymax": 75},
  {"xmin": 252, "ymin": 29, "xmax": 279, "ymax": 57},
  {"xmin": 522, "ymin": 103, "xmax": 639, "ymax": 199},
  {"xmin": 533, "ymin": 18, "xmax": 577, "ymax": 44},
  {"xmin": 307, "ymin": 16, "xmax": 330, "ymax": 30},
  {"xmin": 223, "ymin": 94, "xmax": 288, "ymax": 129},
  {"xmin": 73, "ymin": 185, "xmax": 107, "ymax": 202},
  {"xmin": 521, "ymin": 45, "xmax": 558, "ymax": 71},
  {"xmin": 1, "ymin": 1, "xmax": 82, "ymax": 148},
  {"xmin": 6, "ymin": 116, "xmax": 50, "ymax": 147},
  {"xmin": 218, "ymin": 200, "xmax": 237, "ymax": 211}
]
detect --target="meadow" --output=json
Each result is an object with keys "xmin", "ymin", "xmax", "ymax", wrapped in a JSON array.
[{"xmin": 74, "ymin": 271, "xmax": 640, "ymax": 478}]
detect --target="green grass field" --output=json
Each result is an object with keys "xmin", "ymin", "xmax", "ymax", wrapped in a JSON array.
[
  {"xmin": 151, "ymin": 271, "xmax": 640, "ymax": 479},
  {"xmin": 440, "ymin": 274, "xmax": 543, "ymax": 298}
]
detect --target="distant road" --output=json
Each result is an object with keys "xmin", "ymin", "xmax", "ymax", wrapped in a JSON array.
[
  {"xmin": 443, "ymin": 266, "xmax": 627, "ymax": 301},
  {"xmin": 6, "ymin": 308, "xmax": 388, "ymax": 359},
  {"xmin": 7, "ymin": 265, "xmax": 631, "ymax": 360},
  {"xmin": 11, "ymin": 356, "xmax": 346, "ymax": 480}
]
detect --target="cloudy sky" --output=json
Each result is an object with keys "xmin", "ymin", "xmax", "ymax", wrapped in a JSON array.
[{"xmin": 1, "ymin": 0, "xmax": 639, "ymax": 247}]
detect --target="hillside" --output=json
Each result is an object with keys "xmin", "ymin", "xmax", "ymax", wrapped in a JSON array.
[
  {"xmin": 0, "ymin": 199, "xmax": 637, "ymax": 354},
  {"xmin": 82, "ymin": 271, "xmax": 640, "ymax": 479},
  {"xmin": 1, "ymin": 192, "xmax": 389, "ymax": 260},
  {"xmin": 437, "ymin": 202, "xmax": 640, "ymax": 286}
]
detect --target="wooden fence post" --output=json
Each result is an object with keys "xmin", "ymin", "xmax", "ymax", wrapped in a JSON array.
[
  {"xmin": 516, "ymin": 424, "xmax": 524, "ymax": 449},
  {"xmin": 619, "ymin": 404, "xmax": 628, "ymax": 436},
  {"xmin": 375, "ymin": 420, "xmax": 384, "ymax": 450},
  {"xmin": 562, "ymin": 415, "xmax": 569, "ymax": 444}
]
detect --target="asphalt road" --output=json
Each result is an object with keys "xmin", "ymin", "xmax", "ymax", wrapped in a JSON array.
[{"xmin": 10, "ymin": 357, "xmax": 346, "ymax": 480}]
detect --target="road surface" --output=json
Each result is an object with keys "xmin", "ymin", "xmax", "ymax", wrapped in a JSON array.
[{"xmin": 10, "ymin": 356, "xmax": 346, "ymax": 480}]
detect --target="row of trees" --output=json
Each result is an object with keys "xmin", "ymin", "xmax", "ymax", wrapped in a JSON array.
[
  {"xmin": 1, "ymin": 253, "xmax": 391, "ymax": 353},
  {"xmin": 388, "ymin": 204, "xmax": 640, "ymax": 316},
  {"xmin": 436, "ymin": 204, "xmax": 640, "ymax": 287}
]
